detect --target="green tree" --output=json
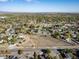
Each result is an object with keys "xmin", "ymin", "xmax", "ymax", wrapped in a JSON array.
[
  {"xmin": 47, "ymin": 55, "xmax": 53, "ymax": 59},
  {"xmin": 41, "ymin": 49, "xmax": 51, "ymax": 54},
  {"xmin": 77, "ymin": 33, "xmax": 79, "ymax": 41},
  {"xmin": 53, "ymin": 32, "xmax": 60, "ymax": 39},
  {"xmin": 10, "ymin": 36, "xmax": 16, "ymax": 44}
]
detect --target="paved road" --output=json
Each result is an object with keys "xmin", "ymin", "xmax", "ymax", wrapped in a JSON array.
[{"xmin": 0, "ymin": 45, "xmax": 79, "ymax": 56}]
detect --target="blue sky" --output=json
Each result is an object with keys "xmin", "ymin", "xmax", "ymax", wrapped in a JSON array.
[{"xmin": 0, "ymin": 0, "xmax": 79, "ymax": 12}]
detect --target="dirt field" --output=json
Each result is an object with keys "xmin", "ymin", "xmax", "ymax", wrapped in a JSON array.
[
  {"xmin": 0, "ymin": 34, "xmax": 79, "ymax": 49},
  {"xmin": 19, "ymin": 34, "xmax": 77, "ymax": 48},
  {"xmin": 28, "ymin": 35, "xmax": 71, "ymax": 47}
]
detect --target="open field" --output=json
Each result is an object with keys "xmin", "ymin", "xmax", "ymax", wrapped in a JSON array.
[{"xmin": 0, "ymin": 34, "xmax": 79, "ymax": 49}]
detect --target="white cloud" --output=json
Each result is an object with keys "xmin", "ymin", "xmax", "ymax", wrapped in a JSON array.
[{"xmin": 0, "ymin": 0, "xmax": 8, "ymax": 2}]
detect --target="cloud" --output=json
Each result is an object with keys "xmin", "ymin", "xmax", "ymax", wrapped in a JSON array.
[{"xmin": 0, "ymin": 0, "xmax": 8, "ymax": 2}]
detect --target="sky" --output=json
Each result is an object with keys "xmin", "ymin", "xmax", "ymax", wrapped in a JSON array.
[{"xmin": 0, "ymin": 0, "xmax": 79, "ymax": 12}]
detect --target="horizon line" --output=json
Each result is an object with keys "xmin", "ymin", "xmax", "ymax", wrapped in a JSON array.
[{"xmin": 0, "ymin": 11, "xmax": 79, "ymax": 14}]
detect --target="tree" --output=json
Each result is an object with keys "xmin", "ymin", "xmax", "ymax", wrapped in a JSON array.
[
  {"xmin": 38, "ymin": 55, "xmax": 41, "ymax": 59},
  {"xmin": 17, "ymin": 49, "xmax": 23, "ymax": 55},
  {"xmin": 33, "ymin": 52, "xmax": 38, "ymax": 59},
  {"xmin": 46, "ymin": 54, "xmax": 54, "ymax": 59},
  {"xmin": 52, "ymin": 31, "xmax": 60, "ymax": 39},
  {"xmin": 41, "ymin": 49, "xmax": 54, "ymax": 59},
  {"xmin": 66, "ymin": 32, "xmax": 72, "ymax": 38},
  {"xmin": 9, "ymin": 36, "xmax": 16, "ymax": 44},
  {"xmin": 41, "ymin": 49, "xmax": 51, "ymax": 54},
  {"xmin": 77, "ymin": 33, "xmax": 79, "ymax": 41}
]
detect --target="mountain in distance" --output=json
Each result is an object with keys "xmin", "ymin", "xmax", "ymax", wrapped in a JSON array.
[{"xmin": 0, "ymin": 11, "xmax": 79, "ymax": 16}]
